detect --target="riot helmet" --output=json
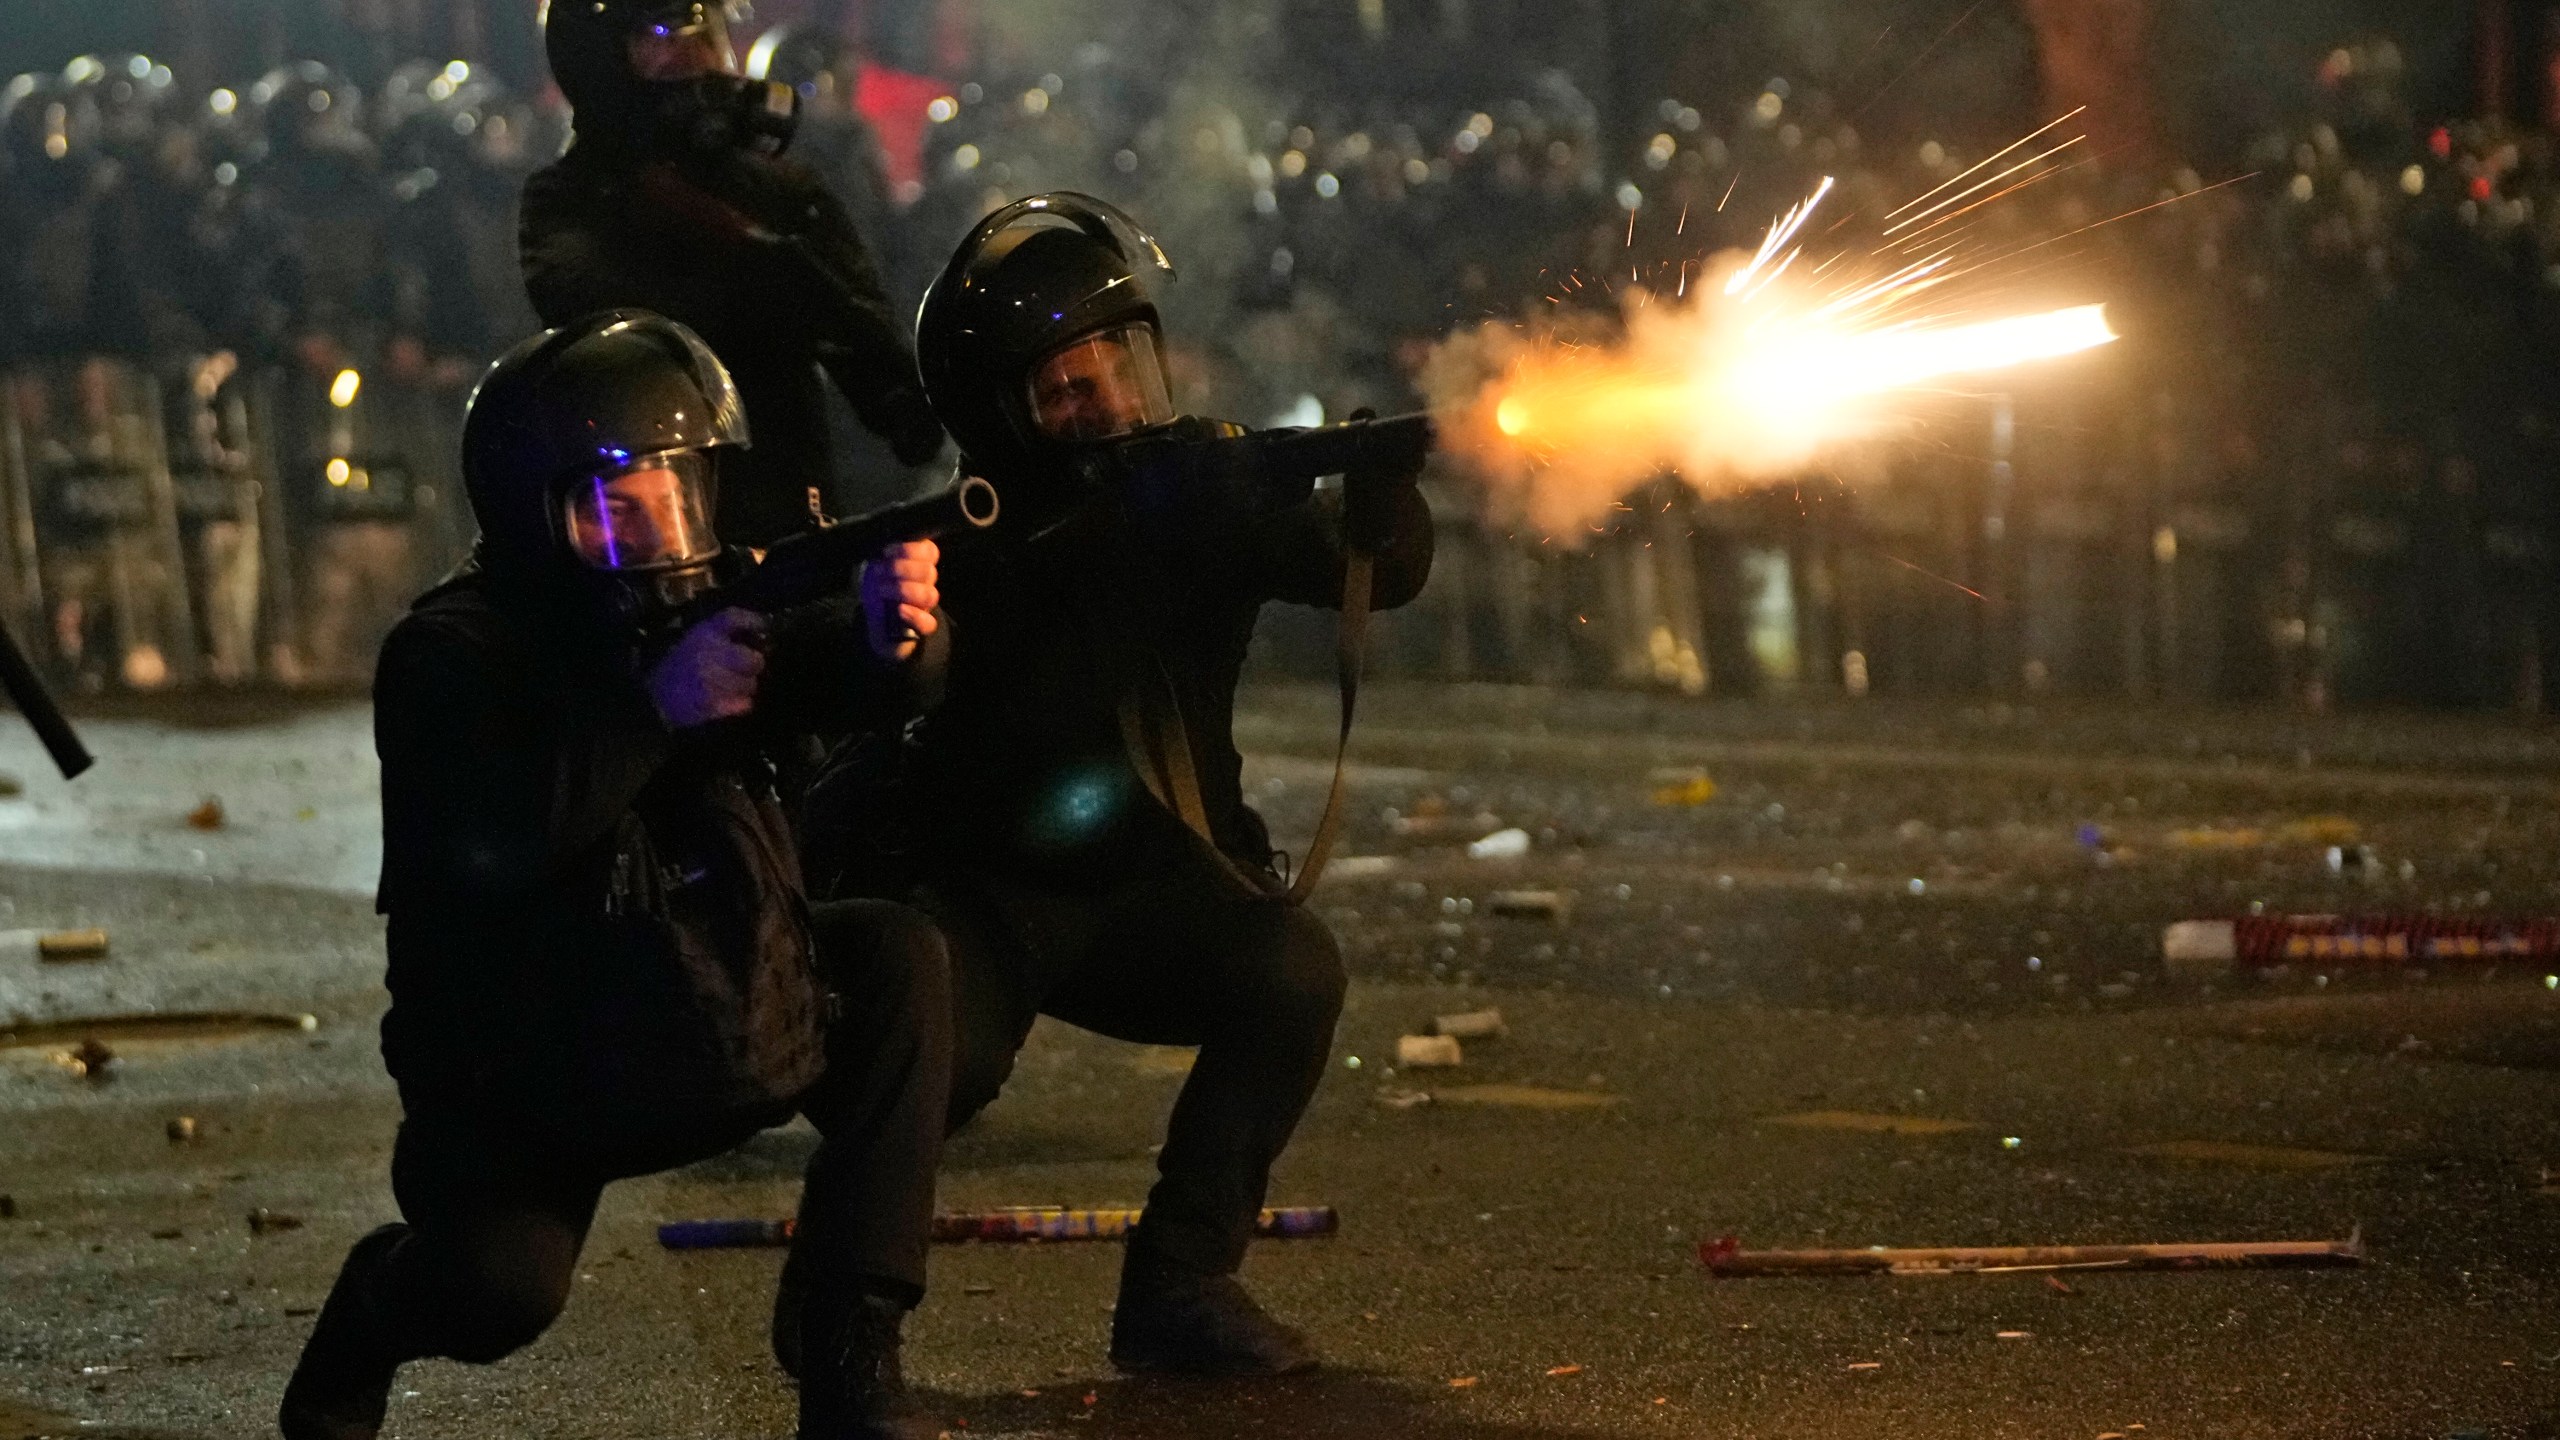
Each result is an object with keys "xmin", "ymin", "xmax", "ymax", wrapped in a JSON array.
[
  {"xmin": 539, "ymin": 0, "xmax": 796, "ymax": 157},
  {"xmin": 915, "ymin": 192, "xmax": 1178, "ymax": 484},
  {"xmin": 62, "ymin": 54, "xmax": 173, "ymax": 161},
  {"xmin": 1, "ymin": 74, "xmax": 101, "ymax": 196},
  {"xmin": 461, "ymin": 311, "xmax": 746, "ymax": 619},
  {"xmin": 247, "ymin": 62, "xmax": 368, "ymax": 163}
]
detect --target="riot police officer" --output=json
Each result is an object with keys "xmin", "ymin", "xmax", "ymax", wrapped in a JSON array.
[
  {"xmin": 0, "ymin": 70, "xmax": 196, "ymax": 689},
  {"xmin": 805, "ymin": 194, "xmax": 1434, "ymax": 1376},
  {"xmin": 278, "ymin": 312, "xmax": 952, "ymax": 1440},
  {"xmin": 521, "ymin": 0, "xmax": 944, "ymax": 546}
]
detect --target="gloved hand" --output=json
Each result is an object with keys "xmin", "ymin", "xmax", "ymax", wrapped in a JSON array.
[
  {"xmin": 859, "ymin": 540, "xmax": 941, "ymax": 662},
  {"xmin": 647, "ymin": 609, "xmax": 767, "ymax": 729}
]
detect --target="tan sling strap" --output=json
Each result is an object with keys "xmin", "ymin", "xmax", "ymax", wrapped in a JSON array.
[{"xmin": 1118, "ymin": 550, "xmax": 1375, "ymax": 904}]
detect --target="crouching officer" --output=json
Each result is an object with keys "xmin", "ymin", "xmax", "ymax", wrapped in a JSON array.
[
  {"xmin": 522, "ymin": 0, "xmax": 943, "ymax": 546},
  {"xmin": 804, "ymin": 195, "xmax": 1433, "ymax": 1376},
  {"xmin": 278, "ymin": 312, "xmax": 951, "ymax": 1440}
]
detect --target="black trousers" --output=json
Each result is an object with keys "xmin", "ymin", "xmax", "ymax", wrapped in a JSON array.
[
  {"xmin": 921, "ymin": 849, "xmax": 1347, "ymax": 1279},
  {"xmin": 318, "ymin": 899, "xmax": 951, "ymax": 1366}
]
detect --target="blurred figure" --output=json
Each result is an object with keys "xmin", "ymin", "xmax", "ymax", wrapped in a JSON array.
[
  {"xmin": 379, "ymin": 60, "xmax": 546, "ymax": 570},
  {"xmin": 522, "ymin": 0, "xmax": 945, "ymax": 546},
  {"xmin": 0, "ymin": 70, "xmax": 197, "ymax": 690},
  {"xmin": 233, "ymin": 61, "xmax": 417, "ymax": 686}
]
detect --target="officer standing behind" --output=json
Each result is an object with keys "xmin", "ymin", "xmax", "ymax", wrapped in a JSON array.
[
  {"xmin": 521, "ymin": 1, "xmax": 944, "ymax": 546},
  {"xmin": 806, "ymin": 195, "xmax": 1433, "ymax": 1376},
  {"xmin": 277, "ymin": 313, "xmax": 951, "ymax": 1440}
]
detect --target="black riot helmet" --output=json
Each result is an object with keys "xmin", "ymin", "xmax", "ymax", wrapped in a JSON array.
[
  {"xmin": 462, "ymin": 311, "xmax": 746, "ymax": 620},
  {"xmin": 539, "ymin": 0, "xmax": 796, "ymax": 157},
  {"xmin": 248, "ymin": 61, "xmax": 367, "ymax": 163},
  {"xmin": 62, "ymin": 53, "xmax": 173, "ymax": 160},
  {"xmin": 915, "ymin": 192, "xmax": 1179, "ymax": 486},
  {"xmin": 1, "ymin": 74, "xmax": 106, "ymax": 205}
]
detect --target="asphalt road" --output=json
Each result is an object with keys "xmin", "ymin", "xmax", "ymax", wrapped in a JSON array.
[{"xmin": 3, "ymin": 686, "xmax": 2559, "ymax": 1439}]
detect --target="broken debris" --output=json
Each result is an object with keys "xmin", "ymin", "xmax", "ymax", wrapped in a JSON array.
[
  {"xmin": 1699, "ymin": 1231, "xmax": 2364, "ymax": 1276},
  {"xmin": 1465, "ymin": 827, "xmax": 1531, "ymax": 860},
  {"xmin": 186, "ymin": 798, "xmax": 226, "ymax": 831},
  {"xmin": 246, "ymin": 1208, "xmax": 303, "ymax": 1235},
  {"xmin": 1395, "ymin": 1034, "xmax": 1463, "ymax": 1068},
  {"xmin": 660, "ymin": 1206, "xmax": 1340, "ymax": 1249},
  {"xmin": 51, "ymin": 1038, "xmax": 115, "ymax": 1081},
  {"xmin": 1487, "ymin": 889, "xmax": 1573, "ymax": 922},
  {"xmin": 165, "ymin": 1116, "xmax": 200, "ymax": 1144},
  {"xmin": 1430, "ymin": 1008, "xmax": 1505, "ymax": 1040}
]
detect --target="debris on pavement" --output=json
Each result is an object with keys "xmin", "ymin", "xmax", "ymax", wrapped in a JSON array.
[
  {"xmin": 1431, "ymin": 1007, "xmax": 1506, "ymax": 1039},
  {"xmin": 185, "ymin": 798, "xmax": 226, "ymax": 831},
  {"xmin": 246, "ymin": 1208, "xmax": 303, "ymax": 1235},
  {"xmin": 2162, "ymin": 913, "xmax": 2560, "ymax": 977},
  {"xmin": 1396, "ymin": 1034, "xmax": 1464, "ymax": 1067},
  {"xmin": 1546, "ymin": 1364, "xmax": 1583, "ymax": 1377},
  {"xmin": 50, "ymin": 1038, "xmax": 115, "ymax": 1081},
  {"xmin": 33, "ymin": 928, "xmax": 108, "ymax": 962},
  {"xmin": 165, "ymin": 1116, "xmax": 199, "ymax": 1144},
  {"xmin": 1448, "ymin": 1375, "xmax": 1479, "ymax": 1388},
  {"xmin": 0, "ymin": 1195, "xmax": 15, "ymax": 1219},
  {"xmin": 1324, "ymin": 855, "xmax": 1399, "ymax": 879},
  {"xmin": 2, "ymin": 928, "xmax": 112, "ymax": 963},
  {"xmin": 1374, "ymin": 1087, "xmax": 1433, "ymax": 1110},
  {"xmin": 1487, "ymin": 889, "xmax": 1573, "ymax": 922},
  {"xmin": 1434, "ymin": 1084, "xmax": 1620, "ymax": 1110},
  {"xmin": 1465, "ymin": 827, "xmax": 1531, "ymax": 860},
  {"xmin": 1649, "ymin": 771, "xmax": 1716, "ymax": 806},
  {"xmin": 0, "ymin": 772, "xmax": 22, "ymax": 798},
  {"xmin": 1698, "ymin": 1231, "xmax": 2364, "ymax": 1276},
  {"xmin": 659, "ymin": 1206, "xmax": 1341, "ymax": 1249}
]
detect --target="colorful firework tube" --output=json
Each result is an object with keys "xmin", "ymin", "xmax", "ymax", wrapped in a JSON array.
[
  {"xmin": 2164, "ymin": 915, "xmax": 2560, "ymax": 977},
  {"xmin": 657, "ymin": 1206, "xmax": 1337, "ymax": 1251},
  {"xmin": 1699, "ymin": 1232, "xmax": 2363, "ymax": 1277}
]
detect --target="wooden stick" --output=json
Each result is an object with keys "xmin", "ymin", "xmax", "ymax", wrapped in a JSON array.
[{"xmin": 1699, "ymin": 1231, "xmax": 2363, "ymax": 1276}]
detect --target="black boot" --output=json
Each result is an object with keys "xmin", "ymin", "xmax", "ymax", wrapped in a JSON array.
[
  {"xmin": 771, "ymin": 1244, "xmax": 809, "ymax": 1379},
  {"xmin": 798, "ymin": 1289, "xmax": 934, "ymax": 1440},
  {"xmin": 278, "ymin": 1225, "xmax": 410, "ymax": 1440},
  {"xmin": 1110, "ymin": 1260, "xmax": 1318, "ymax": 1377}
]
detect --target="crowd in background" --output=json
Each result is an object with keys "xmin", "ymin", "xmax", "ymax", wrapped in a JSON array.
[{"xmin": 4, "ymin": 23, "xmax": 2559, "ymax": 707}]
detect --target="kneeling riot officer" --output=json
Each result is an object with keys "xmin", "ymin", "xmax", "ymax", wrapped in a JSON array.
[
  {"xmin": 807, "ymin": 195, "xmax": 1433, "ymax": 1376},
  {"xmin": 279, "ymin": 313, "xmax": 951, "ymax": 1440},
  {"xmin": 522, "ymin": 0, "xmax": 943, "ymax": 546}
]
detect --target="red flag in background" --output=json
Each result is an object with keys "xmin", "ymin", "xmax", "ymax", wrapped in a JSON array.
[{"xmin": 854, "ymin": 59, "xmax": 946, "ymax": 194}]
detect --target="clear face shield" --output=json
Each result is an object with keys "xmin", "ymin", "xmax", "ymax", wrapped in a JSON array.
[
  {"xmin": 626, "ymin": 2, "xmax": 744, "ymax": 82},
  {"xmin": 1025, "ymin": 325, "xmax": 1176, "ymax": 444},
  {"xmin": 559, "ymin": 450, "xmax": 722, "ymax": 573}
]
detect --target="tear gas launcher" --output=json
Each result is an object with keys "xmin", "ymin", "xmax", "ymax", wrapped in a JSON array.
[{"xmin": 673, "ymin": 476, "xmax": 1000, "ymax": 625}]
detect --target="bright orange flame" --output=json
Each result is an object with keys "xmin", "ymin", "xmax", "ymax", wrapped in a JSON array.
[{"xmin": 1421, "ymin": 162, "xmax": 2120, "ymax": 538}]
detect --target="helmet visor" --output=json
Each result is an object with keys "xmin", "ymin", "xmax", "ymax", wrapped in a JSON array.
[
  {"xmin": 627, "ymin": 3, "xmax": 742, "ymax": 80},
  {"xmin": 1026, "ymin": 325, "xmax": 1175, "ymax": 443},
  {"xmin": 561, "ymin": 450, "xmax": 721, "ymax": 571}
]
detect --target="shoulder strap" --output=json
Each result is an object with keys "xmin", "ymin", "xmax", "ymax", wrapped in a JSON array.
[{"xmin": 1116, "ymin": 550, "xmax": 1373, "ymax": 905}]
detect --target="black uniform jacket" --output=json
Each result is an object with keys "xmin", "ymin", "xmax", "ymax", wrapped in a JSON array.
[
  {"xmin": 520, "ymin": 139, "xmax": 932, "ymax": 546},
  {"xmin": 897, "ymin": 481, "xmax": 1433, "ymax": 889},
  {"xmin": 373, "ymin": 570, "xmax": 938, "ymax": 1169}
]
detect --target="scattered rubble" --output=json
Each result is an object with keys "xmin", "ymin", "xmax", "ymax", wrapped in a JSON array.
[
  {"xmin": 1487, "ymin": 889, "xmax": 1573, "ymax": 922},
  {"xmin": 246, "ymin": 1208, "xmax": 303, "ymax": 1235},
  {"xmin": 1430, "ymin": 1007, "xmax": 1505, "ymax": 1039},
  {"xmin": 1466, "ymin": 827, "xmax": 1531, "ymax": 860},
  {"xmin": 165, "ymin": 1117, "xmax": 200, "ymax": 1144},
  {"xmin": 185, "ymin": 799, "xmax": 226, "ymax": 831},
  {"xmin": 1395, "ymin": 1034, "xmax": 1463, "ymax": 1068}
]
